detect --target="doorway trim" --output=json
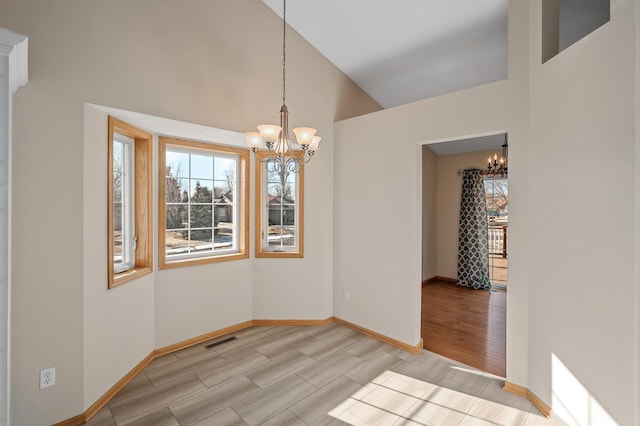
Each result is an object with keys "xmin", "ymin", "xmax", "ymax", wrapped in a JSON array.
[{"xmin": 0, "ymin": 28, "xmax": 28, "ymax": 426}]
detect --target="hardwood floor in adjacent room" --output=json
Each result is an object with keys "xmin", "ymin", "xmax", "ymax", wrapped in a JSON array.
[{"xmin": 422, "ymin": 280, "xmax": 506, "ymax": 377}]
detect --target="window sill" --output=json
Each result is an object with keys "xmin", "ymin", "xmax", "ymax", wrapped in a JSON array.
[
  {"xmin": 110, "ymin": 267, "xmax": 152, "ymax": 289},
  {"xmin": 256, "ymin": 251, "xmax": 303, "ymax": 259},
  {"xmin": 159, "ymin": 252, "xmax": 249, "ymax": 270}
]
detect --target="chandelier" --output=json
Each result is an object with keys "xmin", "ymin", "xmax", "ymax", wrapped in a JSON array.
[
  {"xmin": 245, "ymin": 0, "xmax": 320, "ymax": 177},
  {"xmin": 487, "ymin": 134, "xmax": 508, "ymax": 177}
]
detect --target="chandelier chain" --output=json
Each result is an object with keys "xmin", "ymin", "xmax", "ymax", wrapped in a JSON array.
[
  {"xmin": 245, "ymin": 0, "xmax": 319, "ymax": 169},
  {"xmin": 282, "ymin": 0, "xmax": 287, "ymax": 105}
]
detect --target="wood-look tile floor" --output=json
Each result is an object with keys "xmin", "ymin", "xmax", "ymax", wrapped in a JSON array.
[{"xmin": 86, "ymin": 324, "xmax": 552, "ymax": 426}]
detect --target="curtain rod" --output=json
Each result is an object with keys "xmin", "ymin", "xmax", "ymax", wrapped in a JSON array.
[{"xmin": 456, "ymin": 169, "xmax": 506, "ymax": 177}]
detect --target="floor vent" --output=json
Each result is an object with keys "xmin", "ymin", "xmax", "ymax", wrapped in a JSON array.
[{"xmin": 204, "ymin": 336, "xmax": 237, "ymax": 349}]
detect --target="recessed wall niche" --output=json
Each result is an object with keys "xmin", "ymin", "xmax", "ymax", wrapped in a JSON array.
[{"xmin": 542, "ymin": 0, "xmax": 610, "ymax": 63}]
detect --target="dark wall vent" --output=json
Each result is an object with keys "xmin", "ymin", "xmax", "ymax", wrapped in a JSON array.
[{"xmin": 204, "ymin": 336, "xmax": 237, "ymax": 349}]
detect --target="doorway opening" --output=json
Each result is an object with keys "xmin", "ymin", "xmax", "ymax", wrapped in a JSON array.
[{"xmin": 420, "ymin": 132, "xmax": 508, "ymax": 377}]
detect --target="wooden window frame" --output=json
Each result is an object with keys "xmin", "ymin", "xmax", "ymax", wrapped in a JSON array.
[
  {"xmin": 255, "ymin": 152, "xmax": 304, "ymax": 258},
  {"xmin": 107, "ymin": 117, "xmax": 153, "ymax": 289},
  {"xmin": 158, "ymin": 137, "xmax": 249, "ymax": 269}
]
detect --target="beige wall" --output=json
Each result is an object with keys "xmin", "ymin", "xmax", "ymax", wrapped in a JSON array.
[
  {"xmin": 334, "ymin": 0, "xmax": 530, "ymax": 380},
  {"xmin": 0, "ymin": 1, "xmax": 380, "ymax": 424},
  {"xmin": 527, "ymin": 0, "xmax": 637, "ymax": 423},
  {"xmin": 334, "ymin": 82, "xmax": 526, "ymax": 349},
  {"xmin": 336, "ymin": 0, "xmax": 638, "ymax": 424},
  {"xmin": 83, "ymin": 106, "xmax": 157, "ymax": 408},
  {"xmin": 434, "ymin": 149, "xmax": 499, "ymax": 280}
]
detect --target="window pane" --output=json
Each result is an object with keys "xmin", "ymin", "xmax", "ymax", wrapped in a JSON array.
[
  {"xmin": 214, "ymin": 181, "xmax": 233, "ymax": 203},
  {"xmin": 214, "ymin": 157, "xmax": 236, "ymax": 181},
  {"xmin": 282, "ymin": 182, "xmax": 295, "ymax": 203},
  {"xmin": 165, "ymin": 230, "xmax": 190, "ymax": 256},
  {"xmin": 191, "ymin": 205, "xmax": 212, "ymax": 228},
  {"xmin": 484, "ymin": 178, "xmax": 508, "ymax": 218},
  {"xmin": 166, "ymin": 177, "xmax": 189, "ymax": 203},
  {"xmin": 165, "ymin": 204, "xmax": 188, "ymax": 230},
  {"xmin": 267, "ymin": 187, "xmax": 295, "ymax": 204},
  {"xmin": 267, "ymin": 169, "xmax": 282, "ymax": 184},
  {"xmin": 268, "ymin": 204, "xmax": 296, "ymax": 225},
  {"xmin": 190, "ymin": 180, "xmax": 213, "ymax": 203},
  {"xmin": 267, "ymin": 183, "xmax": 282, "ymax": 198},
  {"xmin": 214, "ymin": 226, "xmax": 234, "ymax": 251},
  {"xmin": 113, "ymin": 143, "xmax": 124, "ymax": 203},
  {"xmin": 166, "ymin": 151, "xmax": 189, "ymax": 178},
  {"xmin": 190, "ymin": 229, "xmax": 213, "ymax": 254},
  {"xmin": 191, "ymin": 152, "xmax": 214, "ymax": 180},
  {"xmin": 113, "ymin": 139, "xmax": 123, "ymax": 162},
  {"xmin": 267, "ymin": 225, "xmax": 296, "ymax": 248},
  {"xmin": 226, "ymin": 188, "xmax": 236, "ymax": 203},
  {"xmin": 215, "ymin": 205, "xmax": 233, "ymax": 226},
  {"xmin": 113, "ymin": 203, "xmax": 124, "ymax": 265},
  {"xmin": 113, "ymin": 203, "xmax": 123, "ymax": 234}
]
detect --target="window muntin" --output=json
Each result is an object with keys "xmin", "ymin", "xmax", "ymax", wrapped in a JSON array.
[
  {"xmin": 255, "ymin": 152, "xmax": 304, "ymax": 258},
  {"xmin": 112, "ymin": 133, "xmax": 135, "ymax": 273},
  {"xmin": 159, "ymin": 138, "xmax": 249, "ymax": 268}
]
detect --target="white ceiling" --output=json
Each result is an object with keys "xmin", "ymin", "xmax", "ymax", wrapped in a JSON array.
[
  {"xmin": 426, "ymin": 133, "xmax": 506, "ymax": 156},
  {"xmin": 262, "ymin": 0, "xmax": 509, "ymax": 109}
]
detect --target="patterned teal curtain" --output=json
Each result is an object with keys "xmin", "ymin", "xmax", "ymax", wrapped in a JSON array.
[{"xmin": 457, "ymin": 169, "xmax": 491, "ymax": 290}]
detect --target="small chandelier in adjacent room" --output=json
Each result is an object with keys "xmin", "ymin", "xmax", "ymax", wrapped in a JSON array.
[
  {"xmin": 487, "ymin": 134, "xmax": 508, "ymax": 177},
  {"xmin": 245, "ymin": 0, "xmax": 320, "ymax": 177}
]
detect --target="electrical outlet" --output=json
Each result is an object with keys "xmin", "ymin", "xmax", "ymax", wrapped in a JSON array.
[
  {"xmin": 40, "ymin": 367, "xmax": 55, "ymax": 389},
  {"xmin": 343, "ymin": 290, "xmax": 350, "ymax": 302}
]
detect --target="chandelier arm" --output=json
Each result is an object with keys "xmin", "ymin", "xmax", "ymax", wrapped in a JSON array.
[
  {"xmin": 284, "ymin": 156, "xmax": 300, "ymax": 175},
  {"xmin": 255, "ymin": 154, "xmax": 278, "ymax": 164},
  {"xmin": 302, "ymin": 150, "xmax": 315, "ymax": 164},
  {"xmin": 265, "ymin": 158, "xmax": 278, "ymax": 174}
]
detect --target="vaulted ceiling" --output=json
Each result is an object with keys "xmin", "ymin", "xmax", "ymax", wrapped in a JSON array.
[{"xmin": 262, "ymin": 0, "xmax": 509, "ymax": 109}]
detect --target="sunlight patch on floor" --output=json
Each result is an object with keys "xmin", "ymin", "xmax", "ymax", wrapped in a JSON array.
[
  {"xmin": 328, "ymin": 370, "xmax": 536, "ymax": 425},
  {"xmin": 450, "ymin": 365, "xmax": 503, "ymax": 380}
]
